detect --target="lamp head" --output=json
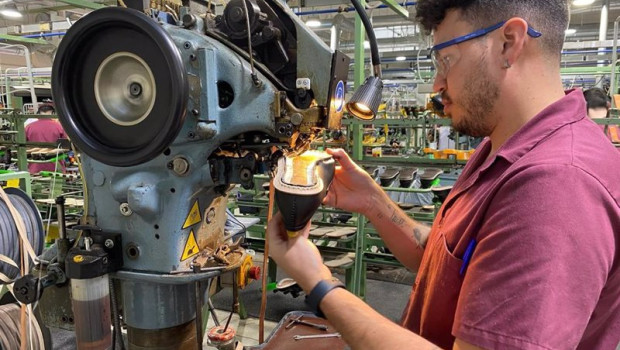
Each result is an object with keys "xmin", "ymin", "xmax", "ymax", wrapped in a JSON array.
[{"xmin": 346, "ymin": 76, "xmax": 383, "ymax": 120}]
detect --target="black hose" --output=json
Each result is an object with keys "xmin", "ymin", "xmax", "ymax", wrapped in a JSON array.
[
  {"xmin": 0, "ymin": 189, "xmax": 45, "ymax": 283},
  {"xmin": 350, "ymin": 0, "xmax": 382, "ymax": 78}
]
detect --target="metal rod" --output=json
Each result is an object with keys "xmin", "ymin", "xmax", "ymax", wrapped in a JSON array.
[
  {"xmin": 195, "ymin": 281, "xmax": 203, "ymax": 350},
  {"xmin": 258, "ymin": 179, "xmax": 275, "ymax": 343},
  {"xmin": 55, "ymin": 196, "xmax": 66, "ymax": 240},
  {"xmin": 223, "ymin": 308, "xmax": 234, "ymax": 333},
  {"xmin": 207, "ymin": 298, "xmax": 220, "ymax": 326},
  {"xmin": 293, "ymin": 1, "xmax": 416, "ymax": 16}
]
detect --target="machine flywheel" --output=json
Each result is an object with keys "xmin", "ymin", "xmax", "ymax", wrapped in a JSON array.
[{"xmin": 52, "ymin": 7, "xmax": 188, "ymax": 166}]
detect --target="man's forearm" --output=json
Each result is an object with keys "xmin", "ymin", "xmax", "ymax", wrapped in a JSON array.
[
  {"xmin": 364, "ymin": 191, "xmax": 430, "ymax": 271},
  {"xmin": 321, "ymin": 288, "xmax": 440, "ymax": 350}
]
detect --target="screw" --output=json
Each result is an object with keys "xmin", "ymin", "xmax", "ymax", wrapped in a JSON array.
[
  {"xmin": 120, "ymin": 203, "xmax": 132, "ymax": 216},
  {"xmin": 172, "ymin": 157, "xmax": 190, "ymax": 176},
  {"xmin": 290, "ymin": 113, "xmax": 303, "ymax": 126},
  {"xmin": 188, "ymin": 131, "xmax": 196, "ymax": 138},
  {"xmin": 184, "ymin": 41, "xmax": 192, "ymax": 49},
  {"xmin": 192, "ymin": 109, "xmax": 200, "ymax": 116},
  {"xmin": 190, "ymin": 54, "xmax": 197, "ymax": 61},
  {"xmin": 104, "ymin": 239, "xmax": 114, "ymax": 249}
]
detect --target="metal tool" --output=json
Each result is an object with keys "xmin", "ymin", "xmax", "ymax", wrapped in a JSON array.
[
  {"xmin": 285, "ymin": 315, "xmax": 328, "ymax": 331},
  {"xmin": 293, "ymin": 333, "xmax": 341, "ymax": 340}
]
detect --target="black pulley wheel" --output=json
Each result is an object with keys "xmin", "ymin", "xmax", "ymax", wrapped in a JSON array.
[{"xmin": 52, "ymin": 7, "xmax": 188, "ymax": 167}]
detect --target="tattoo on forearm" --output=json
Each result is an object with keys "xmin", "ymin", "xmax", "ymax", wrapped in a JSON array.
[
  {"xmin": 412, "ymin": 225, "xmax": 429, "ymax": 249},
  {"xmin": 413, "ymin": 227, "xmax": 424, "ymax": 249},
  {"xmin": 384, "ymin": 203, "xmax": 405, "ymax": 226},
  {"xmin": 391, "ymin": 212, "xmax": 405, "ymax": 226}
]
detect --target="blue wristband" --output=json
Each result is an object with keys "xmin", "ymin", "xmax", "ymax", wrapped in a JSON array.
[{"xmin": 305, "ymin": 279, "xmax": 345, "ymax": 318}]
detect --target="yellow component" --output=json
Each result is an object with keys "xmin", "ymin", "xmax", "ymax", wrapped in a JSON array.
[
  {"xmin": 73, "ymin": 255, "xmax": 84, "ymax": 263},
  {"xmin": 443, "ymin": 149, "xmax": 458, "ymax": 160},
  {"xmin": 182, "ymin": 200, "xmax": 201, "ymax": 229},
  {"xmin": 39, "ymin": 23, "xmax": 51, "ymax": 31},
  {"xmin": 287, "ymin": 230, "xmax": 300, "ymax": 238},
  {"xmin": 433, "ymin": 150, "xmax": 446, "ymax": 159},
  {"xmin": 5, "ymin": 179, "xmax": 19, "ymax": 188},
  {"xmin": 237, "ymin": 254, "xmax": 254, "ymax": 289},
  {"xmin": 180, "ymin": 230, "xmax": 199, "ymax": 261},
  {"xmin": 423, "ymin": 147, "xmax": 436, "ymax": 154}
]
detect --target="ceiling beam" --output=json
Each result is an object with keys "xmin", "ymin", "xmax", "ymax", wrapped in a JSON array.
[
  {"xmin": 379, "ymin": 0, "xmax": 409, "ymax": 20},
  {"xmin": 24, "ymin": 5, "xmax": 75, "ymax": 14},
  {"xmin": 54, "ymin": 0, "xmax": 106, "ymax": 10},
  {"xmin": 0, "ymin": 34, "xmax": 48, "ymax": 45}
]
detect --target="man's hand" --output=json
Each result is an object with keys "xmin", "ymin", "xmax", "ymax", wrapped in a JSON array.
[
  {"xmin": 323, "ymin": 148, "xmax": 382, "ymax": 215},
  {"xmin": 267, "ymin": 212, "xmax": 332, "ymax": 293}
]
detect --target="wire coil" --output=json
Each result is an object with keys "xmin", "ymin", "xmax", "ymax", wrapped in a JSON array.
[
  {"xmin": 0, "ymin": 188, "xmax": 45, "ymax": 283},
  {"xmin": 0, "ymin": 303, "xmax": 46, "ymax": 350}
]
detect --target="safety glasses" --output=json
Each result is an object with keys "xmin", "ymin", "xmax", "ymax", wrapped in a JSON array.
[{"xmin": 430, "ymin": 20, "xmax": 542, "ymax": 78}]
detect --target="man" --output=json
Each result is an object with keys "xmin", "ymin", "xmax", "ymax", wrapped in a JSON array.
[
  {"xmin": 25, "ymin": 104, "xmax": 66, "ymax": 174},
  {"xmin": 267, "ymin": 1, "xmax": 620, "ymax": 349},
  {"xmin": 584, "ymin": 87, "xmax": 610, "ymax": 119},
  {"xmin": 584, "ymin": 87, "xmax": 620, "ymax": 143}
]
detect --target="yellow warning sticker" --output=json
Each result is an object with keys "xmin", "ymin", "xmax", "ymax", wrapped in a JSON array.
[
  {"xmin": 73, "ymin": 255, "xmax": 84, "ymax": 263},
  {"xmin": 181, "ymin": 230, "xmax": 199, "ymax": 261},
  {"xmin": 182, "ymin": 200, "xmax": 201, "ymax": 229}
]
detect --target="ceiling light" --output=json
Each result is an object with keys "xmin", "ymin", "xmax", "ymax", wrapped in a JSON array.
[
  {"xmin": 572, "ymin": 0, "xmax": 595, "ymax": 6},
  {"xmin": 565, "ymin": 28, "xmax": 577, "ymax": 35},
  {"xmin": 306, "ymin": 20, "xmax": 321, "ymax": 27},
  {"xmin": 0, "ymin": 4, "xmax": 21, "ymax": 18},
  {"xmin": 395, "ymin": 56, "xmax": 407, "ymax": 61}
]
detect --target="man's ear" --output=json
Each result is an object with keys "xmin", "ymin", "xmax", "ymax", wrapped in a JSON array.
[{"xmin": 500, "ymin": 17, "xmax": 529, "ymax": 67}]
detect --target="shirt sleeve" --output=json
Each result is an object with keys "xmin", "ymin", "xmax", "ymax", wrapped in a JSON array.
[{"xmin": 452, "ymin": 164, "xmax": 616, "ymax": 350}]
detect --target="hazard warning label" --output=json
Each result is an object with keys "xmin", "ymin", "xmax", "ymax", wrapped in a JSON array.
[
  {"xmin": 182, "ymin": 200, "xmax": 201, "ymax": 229},
  {"xmin": 181, "ymin": 230, "xmax": 199, "ymax": 261}
]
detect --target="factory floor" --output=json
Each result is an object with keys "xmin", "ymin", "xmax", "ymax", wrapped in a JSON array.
[
  {"xmin": 50, "ymin": 252, "xmax": 413, "ymax": 349},
  {"xmin": 204, "ymin": 309, "xmax": 278, "ymax": 348},
  {"xmin": 50, "ymin": 309, "xmax": 277, "ymax": 350}
]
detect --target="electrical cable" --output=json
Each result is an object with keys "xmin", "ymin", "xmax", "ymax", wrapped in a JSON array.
[
  {"xmin": 241, "ymin": 0, "xmax": 260, "ymax": 86},
  {"xmin": 110, "ymin": 277, "xmax": 124, "ymax": 350},
  {"xmin": 350, "ymin": 0, "xmax": 382, "ymax": 78}
]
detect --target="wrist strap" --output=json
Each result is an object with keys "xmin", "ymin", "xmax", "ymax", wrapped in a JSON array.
[{"xmin": 305, "ymin": 279, "xmax": 345, "ymax": 318}]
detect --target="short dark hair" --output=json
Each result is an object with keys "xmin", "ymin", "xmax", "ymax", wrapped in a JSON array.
[
  {"xmin": 583, "ymin": 88, "xmax": 609, "ymax": 110},
  {"xmin": 415, "ymin": 0, "xmax": 569, "ymax": 58},
  {"xmin": 37, "ymin": 104, "xmax": 55, "ymax": 114}
]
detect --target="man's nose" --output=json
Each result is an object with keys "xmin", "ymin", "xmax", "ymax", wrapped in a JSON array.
[{"xmin": 433, "ymin": 74, "xmax": 446, "ymax": 93}]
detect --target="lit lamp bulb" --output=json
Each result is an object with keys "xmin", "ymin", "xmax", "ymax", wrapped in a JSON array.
[{"xmin": 346, "ymin": 76, "xmax": 383, "ymax": 120}]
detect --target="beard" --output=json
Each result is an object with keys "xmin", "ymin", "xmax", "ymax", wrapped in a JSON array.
[{"xmin": 443, "ymin": 56, "xmax": 499, "ymax": 138}]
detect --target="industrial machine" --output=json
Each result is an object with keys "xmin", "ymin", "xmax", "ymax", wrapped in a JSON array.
[{"xmin": 6, "ymin": 1, "xmax": 354, "ymax": 349}]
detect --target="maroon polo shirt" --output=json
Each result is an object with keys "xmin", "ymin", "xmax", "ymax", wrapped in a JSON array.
[
  {"xmin": 401, "ymin": 90, "xmax": 620, "ymax": 349},
  {"xmin": 25, "ymin": 119, "xmax": 66, "ymax": 174}
]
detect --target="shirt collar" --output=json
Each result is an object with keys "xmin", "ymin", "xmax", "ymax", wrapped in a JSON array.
[{"xmin": 495, "ymin": 89, "xmax": 586, "ymax": 164}]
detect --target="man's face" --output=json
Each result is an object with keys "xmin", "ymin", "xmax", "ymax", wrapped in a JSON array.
[{"xmin": 432, "ymin": 11, "xmax": 500, "ymax": 137}]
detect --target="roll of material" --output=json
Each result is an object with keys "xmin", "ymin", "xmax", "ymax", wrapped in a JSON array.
[
  {"xmin": 0, "ymin": 188, "xmax": 45, "ymax": 283},
  {"xmin": 0, "ymin": 303, "xmax": 48, "ymax": 350}
]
